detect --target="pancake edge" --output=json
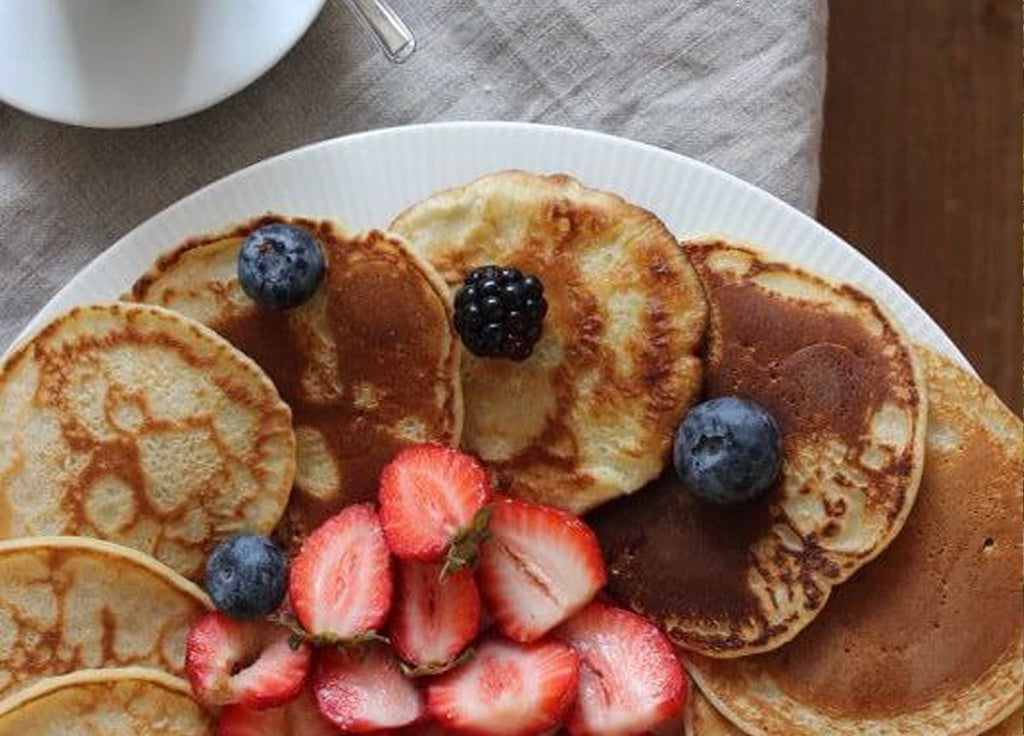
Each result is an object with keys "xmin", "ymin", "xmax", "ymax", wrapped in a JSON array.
[
  {"xmin": 128, "ymin": 216, "xmax": 464, "ymax": 447},
  {"xmin": 0, "ymin": 667, "xmax": 200, "ymax": 719},
  {"xmin": 671, "ymin": 238, "xmax": 928, "ymax": 658},
  {"xmin": 0, "ymin": 535, "xmax": 212, "ymax": 608}
]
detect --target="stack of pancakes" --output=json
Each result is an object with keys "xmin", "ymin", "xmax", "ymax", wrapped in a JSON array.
[
  {"xmin": 0, "ymin": 171, "xmax": 1018, "ymax": 734},
  {"xmin": 590, "ymin": 240, "xmax": 1022, "ymax": 735}
]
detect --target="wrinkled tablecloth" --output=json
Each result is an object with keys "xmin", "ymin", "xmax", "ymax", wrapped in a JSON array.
[{"xmin": 0, "ymin": 0, "xmax": 827, "ymax": 348}]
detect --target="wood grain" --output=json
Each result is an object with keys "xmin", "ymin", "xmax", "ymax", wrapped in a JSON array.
[{"xmin": 819, "ymin": 0, "xmax": 1022, "ymax": 412}]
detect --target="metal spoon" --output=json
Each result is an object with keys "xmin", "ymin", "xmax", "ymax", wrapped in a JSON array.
[{"xmin": 344, "ymin": 0, "xmax": 416, "ymax": 63}]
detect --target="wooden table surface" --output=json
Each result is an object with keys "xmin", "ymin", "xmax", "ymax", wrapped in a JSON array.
[{"xmin": 819, "ymin": 0, "xmax": 1022, "ymax": 412}]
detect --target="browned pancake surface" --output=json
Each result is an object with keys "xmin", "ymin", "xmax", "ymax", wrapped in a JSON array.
[
  {"xmin": 688, "ymin": 348, "xmax": 1023, "ymax": 735},
  {"xmin": 132, "ymin": 217, "xmax": 461, "ymax": 547},
  {"xmin": 590, "ymin": 241, "xmax": 926, "ymax": 657},
  {"xmin": 391, "ymin": 171, "xmax": 707, "ymax": 513}
]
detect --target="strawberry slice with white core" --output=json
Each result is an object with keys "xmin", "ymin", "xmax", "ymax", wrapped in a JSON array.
[
  {"xmin": 288, "ymin": 503, "xmax": 393, "ymax": 641},
  {"xmin": 554, "ymin": 601, "xmax": 689, "ymax": 736},
  {"xmin": 427, "ymin": 637, "xmax": 580, "ymax": 736},
  {"xmin": 477, "ymin": 498, "xmax": 607, "ymax": 643},
  {"xmin": 186, "ymin": 612, "xmax": 312, "ymax": 709},
  {"xmin": 313, "ymin": 643, "xmax": 425, "ymax": 732},
  {"xmin": 218, "ymin": 686, "xmax": 338, "ymax": 736},
  {"xmin": 391, "ymin": 560, "xmax": 481, "ymax": 669},
  {"xmin": 379, "ymin": 444, "xmax": 492, "ymax": 565}
]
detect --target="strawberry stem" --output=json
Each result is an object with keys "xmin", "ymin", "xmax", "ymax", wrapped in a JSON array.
[
  {"xmin": 267, "ymin": 612, "xmax": 389, "ymax": 651},
  {"xmin": 400, "ymin": 647, "xmax": 476, "ymax": 678},
  {"xmin": 268, "ymin": 611, "xmax": 311, "ymax": 649},
  {"xmin": 442, "ymin": 505, "xmax": 494, "ymax": 579},
  {"xmin": 312, "ymin": 629, "xmax": 390, "ymax": 650}
]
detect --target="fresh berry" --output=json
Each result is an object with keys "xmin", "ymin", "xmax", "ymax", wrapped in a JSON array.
[
  {"xmin": 427, "ymin": 637, "xmax": 579, "ymax": 736},
  {"xmin": 288, "ymin": 504, "xmax": 393, "ymax": 642},
  {"xmin": 391, "ymin": 560, "xmax": 481, "ymax": 670},
  {"xmin": 218, "ymin": 687, "xmax": 337, "ymax": 736},
  {"xmin": 554, "ymin": 601, "xmax": 688, "ymax": 736},
  {"xmin": 313, "ymin": 644, "xmax": 424, "ymax": 732},
  {"xmin": 238, "ymin": 223, "xmax": 326, "ymax": 310},
  {"xmin": 185, "ymin": 612, "xmax": 312, "ymax": 709},
  {"xmin": 453, "ymin": 265, "xmax": 548, "ymax": 361},
  {"xmin": 379, "ymin": 444, "xmax": 492, "ymax": 570},
  {"xmin": 206, "ymin": 535, "xmax": 288, "ymax": 619},
  {"xmin": 673, "ymin": 397, "xmax": 782, "ymax": 505},
  {"xmin": 477, "ymin": 498, "xmax": 607, "ymax": 643}
]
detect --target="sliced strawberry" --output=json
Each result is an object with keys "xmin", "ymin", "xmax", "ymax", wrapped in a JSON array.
[
  {"xmin": 554, "ymin": 602, "xmax": 688, "ymax": 736},
  {"xmin": 186, "ymin": 612, "xmax": 312, "ymax": 709},
  {"xmin": 379, "ymin": 444, "xmax": 492, "ymax": 566},
  {"xmin": 391, "ymin": 560, "xmax": 482, "ymax": 670},
  {"xmin": 289, "ymin": 503, "xmax": 393, "ymax": 641},
  {"xmin": 312, "ymin": 643, "xmax": 424, "ymax": 732},
  {"xmin": 427, "ymin": 637, "xmax": 580, "ymax": 736},
  {"xmin": 218, "ymin": 686, "xmax": 338, "ymax": 736},
  {"xmin": 477, "ymin": 498, "xmax": 607, "ymax": 643}
]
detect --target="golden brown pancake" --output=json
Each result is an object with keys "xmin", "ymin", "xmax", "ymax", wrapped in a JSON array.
[
  {"xmin": 131, "ymin": 216, "xmax": 463, "ymax": 547},
  {"xmin": 589, "ymin": 241, "xmax": 927, "ymax": 657},
  {"xmin": 0, "ymin": 536, "xmax": 209, "ymax": 707},
  {"xmin": 684, "ymin": 690, "xmax": 745, "ymax": 736},
  {"xmin": 0, "ymin": 668, "xmax": 214, "ymax": 735},
  {"xmin": 687, "ymin": 348, "xmax": 1023, "ymax": 735},
  {"xmin": 0, "ymin": 302, "xmax": 296, "ymax": 579},
  {"xmin": 391, "ymin": 171, "xmax": 707, "ymax": 513}
]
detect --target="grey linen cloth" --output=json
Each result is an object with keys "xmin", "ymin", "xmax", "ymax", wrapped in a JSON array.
[{"xmin": 0, "ymin": 0, "xmax": 827, "ymax": 348}]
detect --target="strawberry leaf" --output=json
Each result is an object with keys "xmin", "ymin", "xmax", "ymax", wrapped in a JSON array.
[{"xmin": 442, "ymin": 505, "xmax": 493, "ymax": 578}]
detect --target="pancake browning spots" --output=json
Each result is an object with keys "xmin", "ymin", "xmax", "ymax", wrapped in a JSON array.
[
  {"xmin": 0, "ymin": 537, "xmax": 210, "ymax": 708},
  {"xmin": 391, "ymin": 170, "xmax": 707, "ymax": 513},
  {"xmin": 131, "ymin": 217, "xmax": 463, "ymax": 548},
  {"xmin": 683, "ymin": 690, "xmax": 745, "ymax": 736},
  {"xmin": 687, "ymin": 348, "xmax": 1023, "ymax": 736},
  {"xmin": 0, "ymin": 668, "xmax": 214, "ymax": 736},
  {"xmin": 590, "ymin": 241, "xmax": 927, "ymax": 657},
  {"xmin": 0, "ymin": 303, "xmax": 296, "ymax": 580}
]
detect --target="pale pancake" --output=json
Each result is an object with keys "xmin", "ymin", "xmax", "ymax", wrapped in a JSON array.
[
  {"xmin": 590, "ymin": 241, "xmax": 926, "ymax": 656},
  {"xmin": 391, "ymin": 171, "xmax": 707, "ymax": 513},
  {"xmin": 684, "ymin": 690, "xmax": 745, "ymax": 736},
  {"xmin": 0, "ymin": 536, "xmax": 210, "ymax": 707},
  {"xmin": 687, "ymin": 348, "xmax": 1023, "ymax": 735},
  {"xmin": 0, "ymin": 668, "xmax": 214, "ymax": 735},
  {"xmin": 0, "ymin": 303, "xmax": 296, "ymax": 579},
  {"xmin": 131, "ymin": 216, "xmax": 462, "ymax": 548}
]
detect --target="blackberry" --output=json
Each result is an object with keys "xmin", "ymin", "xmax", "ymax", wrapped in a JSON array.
[{"xmin": 453, "ymin": 265, "xmax": 548, "ymax": 361}]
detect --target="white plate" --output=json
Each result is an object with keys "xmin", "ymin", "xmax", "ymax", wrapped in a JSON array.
[
  {"xmin": 7, "ymin": 121, "xmax": 969, "ymax": 371},
  {"xmin": 0, "ymin": 0, "xmax": 325, "ymax": 128}
]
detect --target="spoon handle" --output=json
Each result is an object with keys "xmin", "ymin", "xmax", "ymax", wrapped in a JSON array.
[{"xmin": 345, "ymin": 0, "xmax": 417, "ymax": 63}]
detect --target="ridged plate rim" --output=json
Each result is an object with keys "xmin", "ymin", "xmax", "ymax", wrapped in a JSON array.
[{"xmin": 5, "ymin": 121, "xmax": 968, "ymax": 370}]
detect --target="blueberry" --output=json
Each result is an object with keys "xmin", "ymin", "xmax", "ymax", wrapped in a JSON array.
[
  {"xmin": 673, "ymin": 397, "xmax": 782, "ymax": 505},
  {"xmin": 205, "ymin": 535, "xmax": 288, "ymax": 619},
  {"xmin": 238, "ymin": 223, "xmax": 325, "ymax": 310}
]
